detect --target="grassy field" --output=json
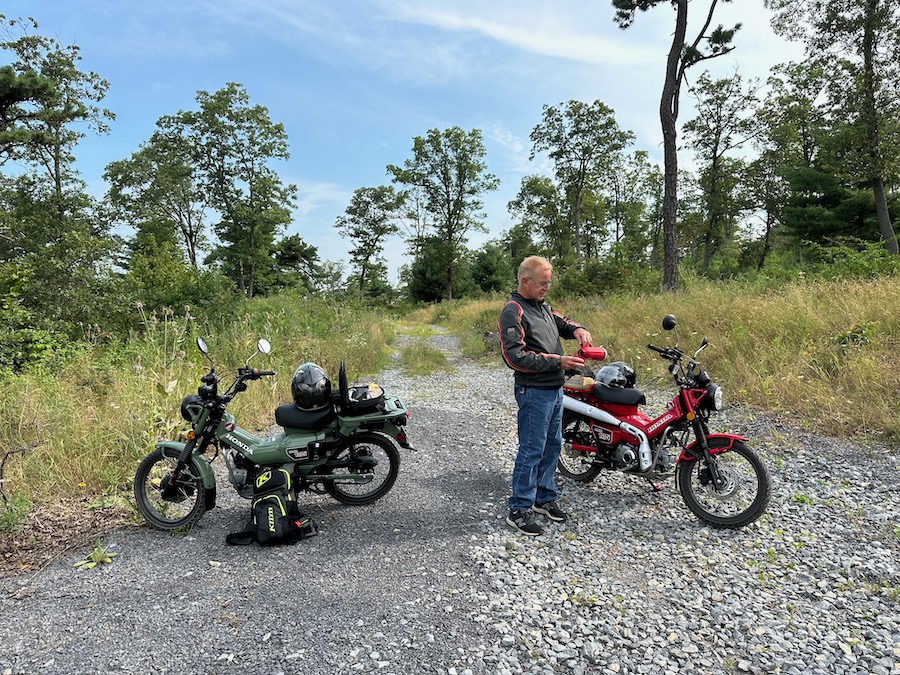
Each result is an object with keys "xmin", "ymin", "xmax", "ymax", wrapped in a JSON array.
[
  {"xmin": 0, "ymin": 296, "xmax": 397, "ymax": 514},
  {"xmin": 2, "ymin": 276, "xmax": 900, "ymax": 531},
  {"xmin": 419, "ymin": 276, "xmax": 900, "ymax": 442}
]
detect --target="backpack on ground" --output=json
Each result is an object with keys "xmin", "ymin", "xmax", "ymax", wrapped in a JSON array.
[{"xmin": 226, "ymin": 468, "xmax": 318, "ymax": 546}]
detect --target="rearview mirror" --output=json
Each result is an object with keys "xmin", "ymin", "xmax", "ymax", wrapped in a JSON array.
[
  {"xmin": 662, "ymin": 314, "xmax": 677, "ymax": 331},
  {"xmin": 196, "ymin": 337, "xmax": 209, "ymax": 355},
  {"xmin": 257, "ymin": 338, "xmax": 272, "ymax": 355}
]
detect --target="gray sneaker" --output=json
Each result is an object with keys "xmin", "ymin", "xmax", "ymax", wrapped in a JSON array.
[
  {"xmin": 506, "ymin": 509, "xmax": 543, "ymax": 536},
  {"xmin": 532, "ymin": 500, "xmax": 567, "ymax": 522}
]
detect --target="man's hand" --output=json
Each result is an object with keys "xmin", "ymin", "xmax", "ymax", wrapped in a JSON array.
[
  {"xmin": 574, "ymin": 328, "xmax": 592, "ymax": 347},
  {"xmin": 560, "ymin": 354, "xmax": 585, "ymax": 371}
]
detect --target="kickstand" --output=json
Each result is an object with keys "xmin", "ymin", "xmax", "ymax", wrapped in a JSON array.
[{"xmin": 645, "ymin": 478, "xmax": 664, "ymax": 492}]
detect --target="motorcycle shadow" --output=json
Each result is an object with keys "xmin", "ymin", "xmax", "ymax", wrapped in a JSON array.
[{"xmin": 184, "ymin": 462, "xmax": 508, "ymax": 556}]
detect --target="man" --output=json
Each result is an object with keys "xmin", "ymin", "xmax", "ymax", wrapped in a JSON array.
[{"xmin": 499, "ymin": 256, "xmax": 592, "ymax": 536}]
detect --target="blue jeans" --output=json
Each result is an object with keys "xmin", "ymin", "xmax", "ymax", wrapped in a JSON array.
[{"xmin": 509, "ymin": 384, "xmax": 563, "ymax": 513}]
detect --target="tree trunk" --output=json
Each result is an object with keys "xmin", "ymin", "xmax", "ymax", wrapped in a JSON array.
[
  {"xmin": 873, "ymin": 178, "xmax": 897, "ymax": 253},
  {"xmin": 571, "ymin": 185, "xmax": 584, "ymax": 260},
  {"xmin": 445, "ymin": 234, "xmax": 454, "ymax": 301},
  {"xmin": 758, "ymin": 211, "xmax": 774, "ymax": 271},
  {"xmin": 659, "ymin": 0, "xmax": 688, "ymax": 291},
  {"xmin": 863, "ymin": 0, "xmax": 898, "ymax": 254}
]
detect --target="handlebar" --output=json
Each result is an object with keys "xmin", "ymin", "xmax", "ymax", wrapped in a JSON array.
[
  {"xmin": 237, "ymin": 367, "xmax": 277, "ymax": 381},
  {"xmin": 647, "ymin": 343, "xmax": 683, "ymax": 361}
]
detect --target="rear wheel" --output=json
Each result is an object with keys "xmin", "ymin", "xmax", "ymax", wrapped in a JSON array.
[
  {"xmin": 677, "ymin": 440, "xmax": 770, "ymax": 529},
  {"xmin": 134, "ymin": 447, "xmax": 207, "ymax": 530},
  {"xmin": 557, "ymin": 412, "xmax": 601, "ymax": 482},
  {"xmin": 324, "ymin": 433, "xmax": 400, "ymax": 505}
]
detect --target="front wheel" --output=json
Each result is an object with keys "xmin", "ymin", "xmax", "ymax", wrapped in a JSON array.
[
  {"xmin": 677, "ymin": 440, "xmax": 770, "ymax": 529},
  {"xmin": 557, "ymin": 412, "xmax": 601, "ymax": 482},
  {"xmin": 134, "ymin": 447, "xmax": 207, "ymax": 530},
  {"xmin": 323, "ymin": 433, "xmax": 400, "ymax": 505}
]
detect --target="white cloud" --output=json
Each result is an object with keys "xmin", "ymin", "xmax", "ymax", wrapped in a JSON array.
[
  {"xmin": 293, "ymin": 180, "xmax": 352, "ymax": 222},
  {"xmin": 386, "ymin": 3, "xmax": 653, "ymax": 67},
  {"xmin": 488, "ymin": 124, "xmax": 534, "ymax": 175}
]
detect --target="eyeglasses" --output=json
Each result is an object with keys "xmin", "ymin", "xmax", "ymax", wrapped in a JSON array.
[{"xmin": 528, "ymin": 278, "xmax": 551, "ymax": 289}]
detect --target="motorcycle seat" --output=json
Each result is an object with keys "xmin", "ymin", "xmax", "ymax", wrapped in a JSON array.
[
  {"xmin": 274, "ymin": 403, "xmax": 336, "ymax": 430},
  {"xmin": 591, "ymin": 383, "xmax": 646, "ymax": 406}
]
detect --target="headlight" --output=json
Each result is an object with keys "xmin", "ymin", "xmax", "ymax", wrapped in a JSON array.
[{"xmin": 706, "ymin": 384, "xmax": 724, "ymax": 411}]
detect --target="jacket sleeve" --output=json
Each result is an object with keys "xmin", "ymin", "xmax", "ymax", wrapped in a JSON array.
[
  {"xmin": 552, "ymin": 309, "xmax": 584, "ymax": 340},
  {"xmin": 499, "ymin": 301, "xmax": 562, "ymax": 373}
]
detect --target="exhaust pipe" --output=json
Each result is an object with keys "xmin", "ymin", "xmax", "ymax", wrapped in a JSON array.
[{"xmin": 562, "ymin": 396, "xmax": 653, "ymax": 472}]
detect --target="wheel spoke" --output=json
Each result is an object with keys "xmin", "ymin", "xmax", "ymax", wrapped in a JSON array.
[
  {"xmin": 324, "ymin": 433, "xmax": 399, "ymax": 505},
  {"xmin": 557, "ymin": 414, "xmax": 600, "ymax": 482},
  {"xmin": 134, "ymin": 448, "xmax": 206, "ymax": 530},
  {"xmin": 677, "ymin": 441, "xmax": 770, "ymax": 529}
]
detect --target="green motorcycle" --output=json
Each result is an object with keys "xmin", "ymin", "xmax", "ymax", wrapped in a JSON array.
[{"xmin": 133, "ymin": 337, "xmax": 413, "ymax": 531}]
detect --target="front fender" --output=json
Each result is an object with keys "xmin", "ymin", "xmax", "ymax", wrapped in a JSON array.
[
  {"xmin": 680, "ymin": 433, "xmax": 748, "ymax": 461},
  {"xmin": 155, "ymin": 440, "xmax": 217, "ymax": 509}
]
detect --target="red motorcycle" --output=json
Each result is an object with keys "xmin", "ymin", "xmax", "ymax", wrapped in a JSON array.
[{"xmin": 559, "ymin": 314, "xmax": 770, "ymax": 529}]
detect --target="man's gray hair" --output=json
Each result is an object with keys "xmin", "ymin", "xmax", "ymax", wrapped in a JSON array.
[{"xmin": 517, "ymin": 255, "xmax": 552, "ymax": 283}]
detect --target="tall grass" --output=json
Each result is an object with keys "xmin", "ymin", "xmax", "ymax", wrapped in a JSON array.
[
  {"xmin": 5, "ymin": 276, "xmax": 900, "ymax": 514},
  {"xmin": 0, "ymin": 295, "xmax": 397, "ymax": 504},
  {"xmin": 433, "ymin": 276, "xmax": 900, "ymax": 442},
  {"xmin": 405, "ymin": 294, "xmax": 508, "ymax": 358}
]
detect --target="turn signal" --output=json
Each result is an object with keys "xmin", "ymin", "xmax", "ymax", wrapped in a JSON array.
[
  {"xmin": 686, "ymin": 412, "xmax": 695, "ymax": 421},
  {"xmin": 187, "ymin": 430, "xmax": 196, "ymax": 440}
]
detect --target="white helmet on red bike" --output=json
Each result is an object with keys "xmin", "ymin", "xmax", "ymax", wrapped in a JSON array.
[
  {"xmin": 291, "ymin": 362, "xmax": 332, "ymax": 410},
  {"xmin": 596, "ymin": 361, "xmax": 636, "ymax": 389}
]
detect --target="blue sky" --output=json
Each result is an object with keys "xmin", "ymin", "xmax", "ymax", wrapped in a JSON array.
[{"xmin": 4, "ymin": 0, "xmax": 803, "ymax": 282}]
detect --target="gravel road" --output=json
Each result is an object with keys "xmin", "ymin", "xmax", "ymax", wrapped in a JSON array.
[{"xmin": 1, "ymin": 331, "xmax": 899, "ymax": 675}]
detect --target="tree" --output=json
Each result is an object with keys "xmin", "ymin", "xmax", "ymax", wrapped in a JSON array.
[
  {"xmin": 780, "ymin": 166, "xmax": 885, "ymax": 245},
  {"xmin": 743, "ymin": 61, "xmax": 830, "ymax": 270},
  {"xmin": 613, "ymin": 0, "xmax": 741, "ymax": 290},
  {"xmin": 0, "ymin": 64, "xmax": 56, "ymax": 165},
  {"xmin": 1, "ymin": 16, "xmax": 114, "ymax": 210},
  {"xmin": 105, "ymin": 130, "xmax": 207, "ymax": 268},
  {"xmin": 0, "ymin": 16, "xmax": 119, "ymax": 337},
  {"xmin": 501, "ymin": 222, "xmax": 539, "ymax": 268},
  {"xmin": 396, "ymin": 184, "xmax": 431, "ymax": 258},
  {"xmin": 508, "ymin": 175, "xmax": 570, "ymax": 259},
  {"xmin": 123, "ymin": 238, "xmax": 237, "ymax": 319},
  {"xmin": 683, "ymin": 72, "xmax": 758, "ymax": 272},
  {"xmin": 388, "ymin": 126, "xmax": 499, "ymax": 301},
  {"xmin": 268, "ymin": 233, "xmax": 321, "ymax": 295},
  {"xmin": 403, "ymin": 236, "xmax": 475, "ymax": 303},
  {"xmin": 766, "ymin": 0, "xmax": 900, "ymax": 254},
  {"xmin": 529, "ymin": 100, "xmax": 633, "ymax": 261},
  {"xmin": 744, "ymin": 150, "xmax": 788, "ymax": 270},
  {"xmin": 160, "ymin": 83, "xmax": 298, "ymax": 298},
  {"xmin": 335, "ymin": 185, "xmax": 405, "ymax": 294},
  {"xmin": 471, "ymin": 241, "xmax": 515, "ymax": 292},
  {"xmin": 606, "ymin": 150, "xmax": 661, "ymax": 265},
  {"xmin": 0, "ymin": 175, "xmax": 119, "ymax": 333}
]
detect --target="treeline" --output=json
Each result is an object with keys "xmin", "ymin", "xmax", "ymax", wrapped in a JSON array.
[{"xmin": 2, "ymin": 7, "xmax": 899, "ymax": 373}]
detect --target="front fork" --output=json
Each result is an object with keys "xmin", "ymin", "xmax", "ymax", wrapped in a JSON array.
[
  {"xmin": 690, "ymin": 419, "xmax": 728, "ymax": 490},
  {"xmin": 159, "ymin": 437, "xmax": 198, "ymax": 499}
]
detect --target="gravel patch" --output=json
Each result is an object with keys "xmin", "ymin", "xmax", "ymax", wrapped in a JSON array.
[{"xmin": 1, "ymin": 330, "xmax": 899, "ymax": 674}]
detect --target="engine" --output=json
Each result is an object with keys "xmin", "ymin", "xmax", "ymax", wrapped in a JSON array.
[
  {"xmin": 224, "ymin": 450, "xmax": 257, "ymax": 498},
  {"xmin": 614, "ymin": 442, "xmax": 640, "ymax": 471}
]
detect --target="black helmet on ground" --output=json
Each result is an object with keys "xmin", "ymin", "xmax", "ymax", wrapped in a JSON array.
[{"xmin": 291, "ymin": 362, "xmax": 332, "ymax": 410}]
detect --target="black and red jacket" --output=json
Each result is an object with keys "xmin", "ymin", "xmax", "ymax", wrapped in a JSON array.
[{"xmin": 499, "ymin": 291, "xmax": 584, "ymax": 388}]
